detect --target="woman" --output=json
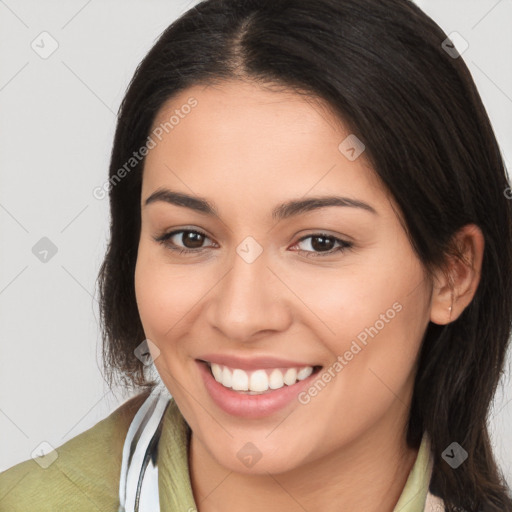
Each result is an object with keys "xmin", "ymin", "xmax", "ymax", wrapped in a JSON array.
[{"xmin": 1, "ymin": 0, "xmax": 511, "ymax": 511}]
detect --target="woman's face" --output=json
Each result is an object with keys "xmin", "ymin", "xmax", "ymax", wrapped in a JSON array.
[{"xmin": 135, "ymin": 80, "xmax": 433, "ymax": 474}]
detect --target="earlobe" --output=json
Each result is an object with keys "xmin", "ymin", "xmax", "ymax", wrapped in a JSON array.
[{"xmin": 430, "ymin": 224, "xmax": 485, "ymax": 325}]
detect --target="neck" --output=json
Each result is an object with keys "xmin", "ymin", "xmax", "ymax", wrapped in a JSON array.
[{"xmin": 188, "ymin": 412, "xmax": 419, "ymax": 512}]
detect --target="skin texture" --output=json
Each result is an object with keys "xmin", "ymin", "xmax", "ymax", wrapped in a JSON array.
[{"xmin": 134, "ymin": 80, "xmax": 484, "ymax": 512}]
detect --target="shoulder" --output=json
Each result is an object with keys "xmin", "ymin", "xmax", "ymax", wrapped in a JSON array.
[{"xmin": 0, "ymin": 391, "xmax": 149, "ymax": 512}]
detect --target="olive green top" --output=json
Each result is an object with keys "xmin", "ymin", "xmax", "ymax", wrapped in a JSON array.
[{"xmin": 0, "ymin": 392, "xmax": 436, "ymax": 511}]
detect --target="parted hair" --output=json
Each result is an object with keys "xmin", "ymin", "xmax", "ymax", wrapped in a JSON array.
[{"xmin": 97, "ymin": 1, "xmax": 512, "ymax": 509}]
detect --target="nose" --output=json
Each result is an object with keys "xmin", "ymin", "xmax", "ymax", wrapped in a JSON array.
[{"xmin": 205, "ymin": 246, "xmax": 293, "ymax": 343}]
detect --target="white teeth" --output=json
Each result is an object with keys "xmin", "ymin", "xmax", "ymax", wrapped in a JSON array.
[
  {"xmin": 232, "ymin": 369, "xmax": 249, "ymax": 391},
  {"xmin": 297, "ymin": 366, "xmax": 313, "ymax": 380},
  {"xmin": 207, "ymin": 363, "xmax": 315, "ymax": 392},
  {"xmin": 221, "ymin": 366, "xmax": 232, "ymax": 388},
  {"xmin": 268, "ymin": 369, "xmax": 284, "ymax": 389},
  {"xmin": 211, "ymin": 363, "xmax": 223, "ymax": 382},
  {"xmin": 283, "ymin": 368, "xmax": 297, "ymax": 385},
  {"xmin": 249, "ymin": 370, "xmax": 269, "ymax": 392}
]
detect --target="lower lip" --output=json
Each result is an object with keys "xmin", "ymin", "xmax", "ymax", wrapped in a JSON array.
[{"xmin": 196, "ymin": 360, "xmax": 321, "ymax": 419}]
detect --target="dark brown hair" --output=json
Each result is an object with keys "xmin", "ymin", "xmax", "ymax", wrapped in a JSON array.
[{"xmin": 96, "ymin": 0, "xmax": 512, "ymax": 509}]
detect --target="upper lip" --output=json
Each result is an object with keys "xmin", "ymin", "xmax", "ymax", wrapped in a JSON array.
[{"xmin": 197, "ymin": 353, "xmax": 320, "ymax": 371}]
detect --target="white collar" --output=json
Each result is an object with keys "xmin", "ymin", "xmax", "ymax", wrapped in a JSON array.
[{"xmin": 118, "ymin": 389, "xmax": 171, "ymax": 512}]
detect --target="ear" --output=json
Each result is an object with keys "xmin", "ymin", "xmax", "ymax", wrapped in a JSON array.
[{"xmin": 430, "ymin": 224, "xmax": 485, "ymax": 325}]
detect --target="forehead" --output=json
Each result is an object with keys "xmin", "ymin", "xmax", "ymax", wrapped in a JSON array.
[
  {"xmin": 142, "ymin": 80, "xmax": 389, "ymax": 216},
  {"xmin": 153, "ymin": 80, "xmax": 338, "ymax": 124}
]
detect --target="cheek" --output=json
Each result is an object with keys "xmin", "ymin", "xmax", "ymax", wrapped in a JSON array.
[
  {"xmin": 134, "ymin": 243, "xmax": 193, "ymax": 338},
  {"xmin": 301, "ymin": 250, "xmax": 430, "ymax": 398},
  {"xmin": 299, "ymin": 288, "xmax": 429, "ymax": 454},
  {"xmin": 295, "ymin": 260, "xmax": 427, "ymax": 349},
  {"xmin": 134, "ymin": 247, "xmax": 199, "ymax": 392}
]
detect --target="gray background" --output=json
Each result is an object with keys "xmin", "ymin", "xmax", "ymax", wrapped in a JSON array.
[{"xmin": 0, "ymin": 0, "xmax": 510, "ymax": 485}]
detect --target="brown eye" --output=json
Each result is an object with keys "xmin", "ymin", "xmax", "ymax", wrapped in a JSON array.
[
  {"xmin": 155, "ymin": 229, "xmax": 215, "ymax": 254},
  {"xmin": 310, "ymin": 235, "xmax": 336, "ymax": 252},
  {"xmin": 179, "ymin": 231, "xmax": 206, "ymax": 249},
  {"xmin": 294, "ymin": 234, "xmax": 352, "ymax": 258}
]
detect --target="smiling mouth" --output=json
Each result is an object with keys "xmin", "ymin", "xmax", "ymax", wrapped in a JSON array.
[{"xmin": 198, "ymin": 359, "xmax": 323, "ymax": 394}]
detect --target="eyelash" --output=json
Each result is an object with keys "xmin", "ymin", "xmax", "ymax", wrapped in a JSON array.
[{"xmin": 154, "ymin": 229, "xmax": 353, "ymax": 258}]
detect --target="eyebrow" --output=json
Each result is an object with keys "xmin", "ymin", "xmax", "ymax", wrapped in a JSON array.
[{"xmin": 144, "ymin": 188, "xmax": 377, "ymax": 220}]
